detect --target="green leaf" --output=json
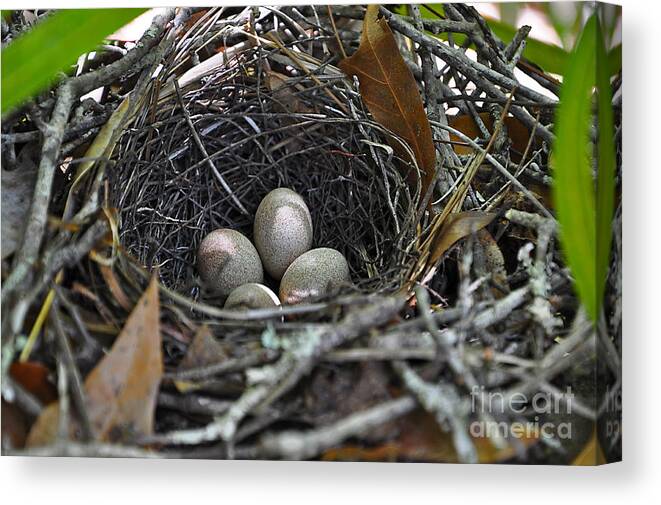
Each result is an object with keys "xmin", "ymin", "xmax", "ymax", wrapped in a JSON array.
[
  {"xmin": 1, "ymin": 8, "xmax": 146, "ymax": 115},
  {"xmin": 551, "ymin": 15, "xmax": 597, "ymax": 320},
  {"xmin": 552, "ymin": 14, "xmax": 616, "ymax": 322},
  {"xmin": 595, "ymin": 17, "xmax": 616, "ymax": 318}
]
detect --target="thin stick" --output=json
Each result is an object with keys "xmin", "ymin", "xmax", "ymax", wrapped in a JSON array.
[
  {"xmin": 327, "ymin": 5, "xmax": 347, "ymax": 59},
  {"xmin": 173, "ymin": 80, "xmax": 248, "ymax": 215}
]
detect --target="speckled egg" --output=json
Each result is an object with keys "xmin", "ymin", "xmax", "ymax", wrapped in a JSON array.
[
  {"xmin": 279, "ymin": 248, "xmax": 351, "ymax": 304},
  {"xmin": 224, "ymin": 283, "xmax": 281, "ymax": 310},
  {"xmin": 254, "ymin": 188, "xmax": 313, "ymax": 280},
  {"xmin": 197, "ymin": 229, "xmax": 263, "ymax": 296}
]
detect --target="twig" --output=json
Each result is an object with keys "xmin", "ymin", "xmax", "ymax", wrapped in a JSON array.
[
  {"xmin": 1, "ymin": 376, "xmax": 43, "ymax": 418},
  {"xmin": 56, "ymin": 357, "xmax": 70, "ymax": 442},
  {"xmin": 502, "ymin": 313, "xmax": 594, "ymax": 403},
  {"xmin": 144, "ymin": 296, "xmax": 404, "ymax": 446},
  {"xmin": 326, "ymin": 5, "xmax": 347, "ymax": 59},
  {"xmin": 415, "ymin": 287, "xmax": 477, "ymax": 389},
  {"xmin": 157, "ymin": 392, "xmax": 232, "ymax": 416},
  {"xmin": 435, "ymin": 121, "xmax": 553, "ymax": 218},
  {"xmin": 504, "ymin": 25, "xmax": 531, "ymax": 67},
  {"xmin": 164, "ymin": 349, "xmax": 279, "ymax": 381},
  {"xmin": 173, "ymin": 79, "xmax": 249, "ymax": 215},
  {"xmin": 380, "ymin": 8, "xmax": 555, "ymax": 144},
  {"xmin": 259, "ymin": 396, "xmax": 416, "ymax": 460},
  {"xmin": 505, "ymin": 209, "xmax": 557, "ymax": 234},
  {"xmin": 50, "ymin": 302, "xmax": 94, "ymax": 441},
  {"xmin": 411, "ymin": 4, "xmax": 458, "ymax": 193},
  {"xmin": 393, "ymin": 360, "xmax": 477, "ymax": 463},
  {"xmin": 6, "ymin": 220, "xmax": 109, "ymax": 350}
]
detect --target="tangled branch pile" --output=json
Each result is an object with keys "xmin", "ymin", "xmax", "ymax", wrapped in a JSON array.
[{"xmin": 1, "ymin": 5, "xmax": 621, "ymax": 464}]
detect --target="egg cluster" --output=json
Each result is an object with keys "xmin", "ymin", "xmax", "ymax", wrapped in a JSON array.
[{"xmin": 197, "ymin": 188, "xmax": 351, "ymax": 310}]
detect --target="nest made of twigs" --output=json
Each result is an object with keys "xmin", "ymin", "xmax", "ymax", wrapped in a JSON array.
[{"xmin": 110, "ymin": 44, "xmax": 422, "ymax": 307}]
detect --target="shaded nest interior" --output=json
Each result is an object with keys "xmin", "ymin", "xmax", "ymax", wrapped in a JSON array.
[{"xmin": 111, "ymin": 47, "xmax": 420, "ymax": 304}]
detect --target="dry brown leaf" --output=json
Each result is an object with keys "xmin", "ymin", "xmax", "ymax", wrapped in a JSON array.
[
  {"xmin": 25, "ymin": 402, "xmax": 60, "ymax": 448},
  {"xmin": 305, "ymin": 362, "xmax": 393, "ymax": 428},
  {"xmin": 430, "ymin": 211, "xmax": 496, "ymax": 265},
  {"xmin": 339, "ymin": 4, "xmax": 436, "ymax": 198},
  {"xmin": 178, "ymin": 325, "xmax": 227, "ymax": 371},
  {"xmin": 322, "ymin": 444, "xmax": 400, "ymax": 462},
  {"xmin": 1, "ymin": 400, "xmax": 29, "ymax": 449},
  {"xmin": 9, "ymin": 361, "xmax": 58, "ymax": 404},
  {"xmin": 395, "ymin": 410, "xmax": 521, "ymax": 463},
  {"xmin": 448, "ymin": 112, "xmax": 537, "ymax": 162},
  {"xmin": 174, "ymin": 324, "xmax": 228, "ymax": 393},
  {"xmin": 83, "ymin": 274, "xmax": 162, "ymax": 441},
  {"xmin": 27, "ymin": 275, "xmax": 163, "ymax": 446},
  {"xmin": 7, "ymin": 362, "xmax": 57, "ymax": 447},
  {"xmin": 322, "ymin": 409, "xmax": 537, "ymax": 463}
]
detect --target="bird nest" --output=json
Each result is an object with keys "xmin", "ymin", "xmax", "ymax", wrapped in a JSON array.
[{"xmin": 110, "ymin": 45, "xmax": 421, "ymax": 306}]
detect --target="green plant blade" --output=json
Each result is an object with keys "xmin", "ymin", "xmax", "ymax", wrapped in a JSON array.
[
  {"xmin": 595, "ymin": 17, "xmax": 617, "ymax": 316},
  {"xmin": 1, "ymin": 8, "xmax": 146, "ymax": 115},
  {"xmin": 551, "ymin": 14, "xmax": 598, "ymax": 321}
]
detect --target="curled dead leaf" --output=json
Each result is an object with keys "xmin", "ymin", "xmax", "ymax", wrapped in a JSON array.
[
  {"xmin": 340, "ymin": 4, "xmax": 436, "ymax": 200},
  {"xmin": 25, "ymin": 402, "xmax": 61, "ymax": 448},
  {"xmin": 448, "ymin": 112, "xmax": 538, "ymax": 162},
  {"xmin": 430, "ymin": 211, "xmax": 496, "ymax": 265},
  {"xmin": 3, "ymin": 361, "xmax": 57, "ymax": 450},
  {"xmin": 26, "ymin": 275, "xmax": 163, "ymax": 446},
  {"xmin": 174, "ymin": 324, "xmax": 228, "ymax": 393}
]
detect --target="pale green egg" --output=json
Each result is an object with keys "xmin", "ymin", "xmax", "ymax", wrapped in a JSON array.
[
  {"xmin": 279, "ymin": 247, "xmax": 350, "ymax": 304},
  {"xmin": 254, "ymin": 188, "xmax": 313, "ymax": 280},
  {"xmin": 224, "ymin": 283, "xmax": 281, "ymax": 310},
  {"xmin": 197, "ymin": 229, "xmax": 263, "ymax": 296}
]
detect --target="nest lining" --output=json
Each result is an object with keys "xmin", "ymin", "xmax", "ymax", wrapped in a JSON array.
[{"xmin": 111, "ymin": 47, "xmax": 421, "ymax": 303}]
